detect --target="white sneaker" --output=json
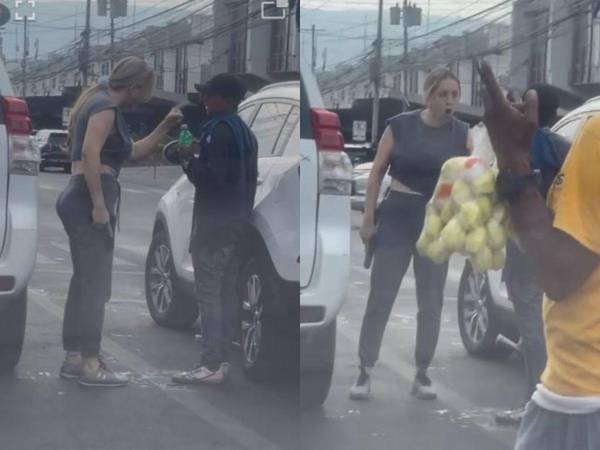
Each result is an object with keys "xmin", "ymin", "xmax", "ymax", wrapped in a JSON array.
[
  {"xmin": 171, "ymin": 365, "xmax": 227, "ymax": 385},
  {"xmin": 411, "ymin": 372, "xmax": 437, "ymax": 400},
  {"xmin": 349, "ymin": 367, "xmax": 372, "ymax": 401}
]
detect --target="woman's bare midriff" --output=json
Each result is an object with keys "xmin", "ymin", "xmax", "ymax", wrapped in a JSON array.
[
  {"xmin": 71, "ymin": 161, "xmax": 115, "ymax": 176},
  {"xmin": 390, "ymin": 178, "xmax": 422, "ymax": 196}
]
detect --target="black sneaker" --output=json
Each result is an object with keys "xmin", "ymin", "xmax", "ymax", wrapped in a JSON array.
[
  {"xmin": 349, "ymin": 367, "xmax": 372, "ymax": 401},
  {"xmin": 495, "ymin": 407, "xmax": 525, "ymax": 426}
]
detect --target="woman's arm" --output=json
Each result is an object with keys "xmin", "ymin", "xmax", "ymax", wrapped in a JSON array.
[
  {"xmin": 130, "ymin": 108, "xmax": 182, "ymax": 161},
  {"xmin": 81, "ymin": 109, "xmax": 115, "ymax": 224},
  {"xmin": 360, "ymin": 127, "xmax": 394, "ymax": 243}
]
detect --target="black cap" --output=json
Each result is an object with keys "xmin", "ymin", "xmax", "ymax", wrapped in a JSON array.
[{"xmin": 195, "ymin": 73, "xmax": 247, "ymax": 102}]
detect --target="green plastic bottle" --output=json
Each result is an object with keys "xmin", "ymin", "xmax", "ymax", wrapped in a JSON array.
[{"xmin": 178, "ymin": 124, "xmax": 193, "ymax": 150}]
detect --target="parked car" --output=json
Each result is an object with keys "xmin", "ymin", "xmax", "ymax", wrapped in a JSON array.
[
  {"xmin": 300, "ymin": 63, "xmax": 353, "ymax": 408},
  {"xmin": 145, "ymin": 81, "xmax": 300, "ymax": 382},
  {"xmin": 0, "ymin": 59, "xmax": 39, "ymax": 370},
  {"xmin": 35, "ymin": 129, "xmax": 70, "ymax": 173},
  {"xmin": 457, "ymin": 97, "xmax": 600, "ymax": 357},
  {"xmin": 351, "ymin": 161, "xmax": 391, "ymax": 212}
]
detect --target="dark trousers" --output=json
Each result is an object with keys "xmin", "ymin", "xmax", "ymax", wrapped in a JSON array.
[
  {"xmin": 191, "ymin": 224, "xmax": 243, "ymax": 370},
  {"xmin": 358, "ymin": 192, "xmax": 449, "ymax": 370},
  {"xmin": 56, "ymin": 174, "xmax": 119, "ymax": 358}
]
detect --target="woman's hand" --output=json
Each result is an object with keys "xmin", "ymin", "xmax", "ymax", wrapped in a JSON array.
[
  {"xmin": 162, "ymin": 108, "xmax": 183, "ymax": 131},
  {"xmin": 476, "ymin": 60, "xmax": 537, "ymax": 172},
  {"xmin": 360, "ymin": 216, "xmax": 376, "ymax": 244},
  {"xmin": 92, "ymin": 206, "xmax": 110, "ymax": 225}
]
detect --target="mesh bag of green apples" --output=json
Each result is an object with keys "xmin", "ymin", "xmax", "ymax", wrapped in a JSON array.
[{"xmin": 416, "ymin": 156, "xmax": 511, "ymax": 271}]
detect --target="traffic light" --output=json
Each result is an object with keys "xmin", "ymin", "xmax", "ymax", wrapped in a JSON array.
[
  {"xmin": 98, "ymin": 0, "xmax": 108, "ymax": 17},
  {"xmin": 111, "ymin": 0, "xmax": 127, "ymax": 19}
]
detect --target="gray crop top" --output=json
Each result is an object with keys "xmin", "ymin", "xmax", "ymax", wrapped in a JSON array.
[
  {"xmin": 386, "ymin": 110, "xmax": 469, "ymax": 198},
  {"xmin": 69, "ymin": 89, "xmax": 133, "ymax": 174}
]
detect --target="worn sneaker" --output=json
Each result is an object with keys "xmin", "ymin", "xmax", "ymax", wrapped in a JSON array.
[
  {"xmin": 171, "ymin": 365, "xmax": 227, "ymax": 385},
  {"xmin": 495, "ymin": 407, "xmax": 525, "ymax": 426},
  {"xmin": 411, "ymin": 372, "xmax": 437, "ymax": 400},
  {"xmin": 349, "ymin": 367, "xmax": 372, "ymax": 401},
  {"xmin": 60, "ymin": 353, "xmax": 82, "ymax": 379},
  {"xmin": 78, "ymin": 359, "xmax": 129, "ymax": 388}
]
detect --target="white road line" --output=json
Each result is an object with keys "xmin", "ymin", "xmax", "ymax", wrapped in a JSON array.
[
  {"xmin": 49, "ymin": 240, "xmax": 137, "ymax": 267},
  {"xmin": 36, "ymin": 253, "xmax": 59, "ymax": 265},
  {"xmin": 29, "ymin": 288, "xmax": 282, "ymax": 450},
  {"xmin": 335, "ymin": 324, "xmax": 516, "ymax": 448},
  {"xmin": 39, "ymin": 183, "xmax": 63, "ymax": 192}
]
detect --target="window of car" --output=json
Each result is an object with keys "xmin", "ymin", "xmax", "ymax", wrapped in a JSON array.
[
  {"xmin": 553, "ymin": 115, "xmax": 588, "ymax": 143},
  {"xmin": 250, "ymin": 102, "xmax": 293, "ymax": 158},
  {"xmin": 279, "ymin": 106, "xmax": 299, "ymax": 156},
  {"xmin": 238, "ymin": 104, "xmax": 256, "ymax": 125},
  {"xmin": 48, "ymin": 132, "xmax": 68, "ymax": 147}
]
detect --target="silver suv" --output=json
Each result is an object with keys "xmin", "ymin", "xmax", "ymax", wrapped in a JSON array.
[{"xmin": 0, "ymin": 59, "xmax": 39, "ymax": 371}]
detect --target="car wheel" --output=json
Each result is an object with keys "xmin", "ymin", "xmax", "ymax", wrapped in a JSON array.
[
  {"xmin": 301, "ymin": 320, "xmax": 336, "ymax": 409},
  {"xmin": 457, "ymin": 261, "xmax": 504, "ymax": 358},
  {"xmin": 0, "ymin": 289, "xmax": 27, "ymax": 372},
  {"xmin": 145, "ymin": 230, "xmax": 198, "ymax": 330},
  {"xmin": 239, "ymin": 253, "xmax": 290, "ymax": 382}
]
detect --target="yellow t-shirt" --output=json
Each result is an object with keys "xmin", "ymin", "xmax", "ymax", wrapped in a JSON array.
[{"xmin": 542, "ymin": 114, "xmax": 600, "ymax": 396}]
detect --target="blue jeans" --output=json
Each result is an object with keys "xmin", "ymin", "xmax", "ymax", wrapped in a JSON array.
[{"xmin": 191, "ymin": 224, "xmax": 244, "ymax": 370}]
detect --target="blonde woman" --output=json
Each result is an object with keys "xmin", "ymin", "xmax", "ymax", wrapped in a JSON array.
[
  {"xmin": 56, "ymin": 57, "xmax": 182, "ymax": 387},
  {"xmin": 350, "ymin": 68, "xmax": 472, "ymax": 401}
]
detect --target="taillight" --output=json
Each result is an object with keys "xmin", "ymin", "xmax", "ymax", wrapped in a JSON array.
[
  {"xmin": 311, "ymin": 108, "xmax": 352, "ymax": 196},
  {"xmin": 3, "ymin": 97, "xmax": 39, "ymax": 176}
]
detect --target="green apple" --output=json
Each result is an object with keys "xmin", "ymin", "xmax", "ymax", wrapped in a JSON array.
[
  {"xmin": 458, "ymin": 200, "xmax": 482, "ymax": 231},
  {"xmin": 476, "ymin": 196, "xmax": 492, "ymax": 222},
  {"xmin": 426, "ymin": 239, "xmax": 449, "ymax": 264},
  {"xmin": 451, "ymin": 179, "xmax": 473, "ymax": 205},
  {"xmin": 487, "ymin": 220, "xmax": 506, "ymax": 251},
  {"xmin": 465, "ymin": 226, "xmax": 487, "ymax": 254},
  {"xmin": 440, "ymin": 157, "xmax": 468, "ymax": 181},
  {"xmin": 440, "ymin": 200, "xmax": 455, "ymax": 224},
  {"xmin": 472, "ymin": 170, "xmax": 496, "ymax": 195},
  {"xmin": 491, "ymin": 250, "xmax": 506, "ymax": 271},
  {"xmin": 440, "ymin": 218, "xmax": 466, "ymax": 253},
  {"xmin": 423, "ymin": 212, "xmax": 443, "ymax": 240},
  {"xmin": 472, "ymin": 246, "xmax": 493, "ymax": 272}
]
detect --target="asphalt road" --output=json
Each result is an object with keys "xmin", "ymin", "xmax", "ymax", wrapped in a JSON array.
[
  {"xmin": 0, "ymin": 167, "xmax": 298, "ymax": 450},
  {"xmin": 300, "ymin": 211, "xmax": 524, "ymax": 450}
]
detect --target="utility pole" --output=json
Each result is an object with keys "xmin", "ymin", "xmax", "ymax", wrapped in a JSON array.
[
  {"xmin": 81, "ymin": 0, "xmax": 92, "ymax": 86},
  {"xmin": 14, "ymin": 0, "xmax": 36, "ymax": 97},
  {"xmin": 312, "ymin": 24, "xmax": 316, "ymax": 71},
  {"xmin": 22, "ymin": 16, "xmax": 27, "ymax": 96},
  {"xmin": 110, "ymin": 15, "xmax": 115, "ymax": 70},
  {"xmin": 403, "ymin": 0, "xmax": 409, "ymax": 96},
  {"xmin": 371, "ymin": 0, "xmax": 383, "ymax": 149}
]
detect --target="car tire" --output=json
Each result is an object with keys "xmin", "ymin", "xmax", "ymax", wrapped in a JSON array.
[
  {"xmin": 457, "ymin": 261, "xmax": 505, "ymax": 358},
  {"xmin": 0, "ymin": 289, "xmax": 27, "ymax": 372},
  {"xmin": 301, "ymin": 320, "xmax": 336, "ymax": 409},
  {"xmin": 239, "ymin": 252, "xmax": 291, "ymax": 382},
  {"xmin": 145, "ymin": 230, "xmax": 198, "ymax": 330}
]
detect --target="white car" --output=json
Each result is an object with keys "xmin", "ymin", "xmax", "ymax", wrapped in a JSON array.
[
  {"xmin": 0, "ymin": 60, "xmax": 39, "ymax": 370},
  {"xmin": 145, "ymin": 81, "xmax": 300, "ymax": 381},
  {"xmin": 351, "ymin": 161, "xmax": 391, "ymax": 212},
  {"xmin": 457, "ymin": 97, "xmax": 600, "ymax": 357},
  {"xmin": 300, "ymin": 63, "xmax": 353, "ymax": 408}
]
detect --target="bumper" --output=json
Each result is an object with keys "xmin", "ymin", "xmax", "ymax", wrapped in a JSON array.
[
  {"xmin": 0, "ymin": 175, "xmax": 38, "ymax": 308},
  {"xmin": 42, "ymin": 153, "xmax": 70, "ymax": 165}
]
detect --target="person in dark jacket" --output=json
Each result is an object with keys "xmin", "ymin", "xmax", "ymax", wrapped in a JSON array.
[
  {"xmin": 172, "ymin": 74, "xmax": 258, "ymax": 385},
  {"xmin": 495, "ymin": 84, "xmax": 571, "ymax": 425}
]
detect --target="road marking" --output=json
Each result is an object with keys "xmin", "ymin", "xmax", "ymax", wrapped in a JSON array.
[
  {"xmin": 335, "ymin": 325, "xmax": 516, "ymax": 448},
  {"xmin": 49, "ymin": 240, "xmax": 137, "ymax": 267},
  {"xmin": 39, "ymin": 183, "xmax": 63, "ymax": 192},
  {"xmin": 33, "ymin": 268, "xmax": 145, "ymax": 276},
  {"xmin": 29, "ymin": 288, "xmax": 282, "ymax": 450},
  {"xmin": 36, "ymin": 252, "xmax": 59, "ymax": 265}
]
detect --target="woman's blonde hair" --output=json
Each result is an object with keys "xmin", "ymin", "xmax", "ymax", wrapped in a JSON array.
[
  {"xmin": 423, "ymin": 67, "xmax": 461, "ymax": 101},
  {"xmin": 67, "ymin": 56, "xmax": 155, "ymax": 142}
]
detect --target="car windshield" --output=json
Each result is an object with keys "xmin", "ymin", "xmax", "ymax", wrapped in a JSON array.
[{"xmin": 47, "ymin": 133, "xmax": 67, "ymax": 146}]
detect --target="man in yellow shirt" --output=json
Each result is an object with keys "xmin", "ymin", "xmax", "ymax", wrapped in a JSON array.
[{"xmin": 478, "ymin": 60, "xmax": 600, "ymax": 449}]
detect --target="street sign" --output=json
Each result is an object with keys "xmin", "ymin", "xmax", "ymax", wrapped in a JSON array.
[
  {"xmin": 353, "ymin": 120, "xmax": 367, "ymax": 142},
  {"xmin": 14, "ymin": 0, "xmax": 35, "ymax": 21},
  {"xmin": 0, "ymin": 4, "xmax": 10, "ymax": 26},
  {"xmin": 62, "ymin": 107, "xmax": 71, "ymax": 128}
]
